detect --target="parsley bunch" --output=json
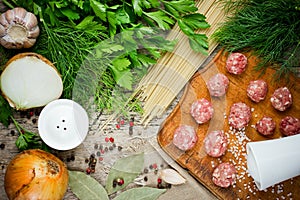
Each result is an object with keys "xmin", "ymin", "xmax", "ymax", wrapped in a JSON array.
[{"xmin": 3, "ymin": 0, "xmax": 210, "ymax": 113}]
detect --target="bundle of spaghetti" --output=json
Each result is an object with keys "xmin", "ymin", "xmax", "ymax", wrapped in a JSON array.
[{"xmin": 134, "ymin": 0, "xmax": 228, "ymax": 125}]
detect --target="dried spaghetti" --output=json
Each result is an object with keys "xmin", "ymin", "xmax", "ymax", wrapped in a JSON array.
[{"xmin": 134, "ymin": 0, "xmax": 228, "ymax": 125}]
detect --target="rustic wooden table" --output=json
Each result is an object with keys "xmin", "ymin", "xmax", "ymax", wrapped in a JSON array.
[{"xmin": 0, "ymin": 95, "xmax": 217, "ymax": 200}]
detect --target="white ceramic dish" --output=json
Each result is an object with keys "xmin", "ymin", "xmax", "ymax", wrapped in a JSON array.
[{"xmin": 38, "ymin": 99, "xmax": 89, "ymax": 150}]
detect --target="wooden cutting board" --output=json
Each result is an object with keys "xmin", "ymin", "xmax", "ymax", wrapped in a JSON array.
[{"xmin": 157, "ymin": 49, "xmax": 300, "ymax": 199}]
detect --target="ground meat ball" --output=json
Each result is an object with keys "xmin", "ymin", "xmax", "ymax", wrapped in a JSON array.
[
  {"xmin": 173, "ymin": 125, "xmax": 198, "ymax": 151},
  {"xmin": 212, "ymin": 162, "xmax": 236, "ymax": 188},
  {"xmin": 190, "ymin": 98, "xmax": 214, "ymax": 124},
  {"xmin": 255, "ymin": 116, "xmax": 276, "ymax": 136},
  {"xmin": 270, "ymin": 87, "xmax": 292, "ymax": 111},
  {"xmin": 247, "ymin": 80, "xmax": 268, "ymax": 103},
  {"xmin": 279, "ymin": 116, "xmax": 300, "ymax": 136},
  {"xmin": 226, "ymin": 52, "xmax": 248, "ymax": 75},
  {"xmin": 207, "ymin": 73, "xmax": 229, "ymax": 97},
  {"xmin": 228, "ymin": 102, "xmax": 251, "ymax": 129},
  {"xmin": 204, "ymin": 130, "xmax": 228, "ymax": 157}
]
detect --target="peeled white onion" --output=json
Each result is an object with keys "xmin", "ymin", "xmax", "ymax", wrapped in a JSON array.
[
  {"xmin": 0, "ymin": 53, "xmax": 63, "ymax": 110},
  {"xmin": 4, "ymin": 149, "xmax": 69, "ymax": 200}
]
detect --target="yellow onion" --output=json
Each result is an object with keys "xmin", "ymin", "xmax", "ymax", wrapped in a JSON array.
[{"xmin": 4, "ymin": 149, "xmax": 68, "ymax": 200}]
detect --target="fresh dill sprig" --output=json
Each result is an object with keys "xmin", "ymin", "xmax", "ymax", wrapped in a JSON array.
[{"xmin": 213, "ymin": 0, "xmax": 300, "ymax": 79}]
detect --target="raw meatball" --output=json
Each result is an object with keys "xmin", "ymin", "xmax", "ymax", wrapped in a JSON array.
[
  {"xmin": 228, "ymin": 102, "xmax": 251, "ymax": 129},
  {"xmin": 226, "ymin": 52, "xmax": 248, "ymax": 75},
  {"xmin": 190, "ymin": 98, "xmax": 214, "ymax": 124},
  {"xmin": 270, "ymin": 87, "xmax": 292, "ymax": 111},
  {"xmin": 247, "ymin": 80, "xmax": 268, "ymax": 102},
  {"xmin": 207, "ymin": 73, "xmax": 229, "ymax": 97},
  {"xmin": 255, "ymin": 116, "xmax": 276, "ymax": 136},
  {"xmin": 212, "ymin": 162, "xmax": 236, "ymax": 188},
  {"xmin": 279, "ymin": 116, "xmax": 300, "ymax": 136},
  {"xmin": 173, "ymin": 125, "xmax": 198, "ymax": 151},
  {"xmin": 204, "ymin": 130, "xmax": 228, "ymax": 157}
]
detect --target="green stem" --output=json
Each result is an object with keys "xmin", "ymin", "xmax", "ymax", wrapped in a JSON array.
[
  {"xmin": 3, "ymin": 0, "xmax": 14, "ymax": 9},
  {"xmin": 10, "ymin": 116, "xmax": 23, "ymax": 134}
]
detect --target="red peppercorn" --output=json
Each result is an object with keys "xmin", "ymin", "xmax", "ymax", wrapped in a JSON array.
[
  {"xmin": 129, "ymin": 121, "xmax": 134, "ymax": 127},
  {"xmin": 157, "ymin": 178, "xmax": 162, "ymax": 184},
  {"xmin": 99, "ymin": 157, "xmax": 103, "ymax": 161},
  {"xmin": 105, "ymin": 137, "xmax": 110, "ymax": 142},
  {"xmin": 117, "ymin": 178, "xmax": 124, "ymax": 186},
  {"xmin": 120, "ymin": 119, "xmax": 125, "ymax": 125},
  {"xmin": 116, "ymin": 124, "xmax": 121, "ymax": 129},
  {"xmin": 86, "ymin": 168, "xmax": 91, "ymax": 174},
  {"xmin": 152, "ymin": 163, "xmax": 158, "ymax": 169},
  {"xmin": 109, "ymin": 137, "xmax": 114, "ymax": 143}
]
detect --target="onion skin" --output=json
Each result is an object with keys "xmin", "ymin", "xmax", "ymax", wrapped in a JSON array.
[{"xmin": 4, "ymin": 149, "xmax": 68, "ymax": 200}]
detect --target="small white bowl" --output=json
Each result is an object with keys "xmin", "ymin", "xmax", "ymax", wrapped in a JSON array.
[{"xmin": 38, "ymin": 99, "xmax": 89, "ymax": 150}]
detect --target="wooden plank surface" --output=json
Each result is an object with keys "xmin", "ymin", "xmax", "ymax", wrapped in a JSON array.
[
  {"xmin": 157, "ymin": 49, "xmax": 300, "ymax": 199},
  {"xmin": 0, "ymin": 107, "xmax": 217, "ymax": 200}
]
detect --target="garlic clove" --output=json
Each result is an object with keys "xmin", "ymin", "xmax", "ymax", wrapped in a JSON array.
[
  {"xmin": 0, "ymin": 23, "xmax": 5, "ymax": 36},
  {"xmin": 159, "ymin": 168, "xmax": 186, "ymax": 185},
  {"xmin": 0, "ymin": 13, "xmax": 9, "ymax": 27},
  {"xmin": 23, "ymin": 38, "xmax": 36, "ymax": 48},
  {"xmin": 13, "ymin": 7, "xmax": 27, "ymax": 21},
  {"xmin": 4, "ymin": 9, "xmax": 14, "ymax": 24},
  {"xmin": 27, "ymin": 26, "xmax": 40, "ymax": 38},
  {"xmin": 24, "ymin": 12, "xmax": 39, "ymax": 30}
]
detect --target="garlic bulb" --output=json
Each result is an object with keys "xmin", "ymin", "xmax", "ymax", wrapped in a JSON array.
[
  {"xmin": 0, "ymin": 7, "xmax": 40, "ymax": 49},
  {"xmin": 0, "ymin": 52, "xmax": 63, "ymax": 110},
  {"xmin": 4, "ymin": 149, "xmax": 69, "ymax": 200}
]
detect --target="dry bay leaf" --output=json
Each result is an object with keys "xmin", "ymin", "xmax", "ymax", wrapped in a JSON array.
[
  {"xmin": 106, "ymin": 153, "xmax": 144, "ymax": 194},
  {"xmin": 68, "ymin": 170, "xmax": 109, "ymax": 200},
  {"xmin": 113, "ymin": 187, "xmax": 166, "ymax": 200}
]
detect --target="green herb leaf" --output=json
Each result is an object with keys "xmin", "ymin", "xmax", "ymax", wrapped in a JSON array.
[
  {"xmin": 44, "ymin": 6, "xmax": 60, "ymax": 26},
  {"xmin": 68, "ymin": 170, "xmax": 109, "ymax": 200},
  {"xmin": 143, "ymin": 11, "xmax": 174, "ymax": 30},
  {"xmin": 163, "ymin": 0, "xmax": 198, "ymax": 17},
  {"xmin": 15, "ymin": 134, "xmax": 29, "ymax": 151},
  {"xmin": 112, "ymin": 58, "xmax": 131, "ymax": 71},
  {"xmin": 132, "ymin": 0, "xmax": 160, "ymax": 16},
  {"xmin": 107, "ymin": 11, "xmax": 117, "ymax": 36},
  {"xmin": 113, "ymin": 187, "xmax": 166, "ymax": 200},
  {"xmin": 188, "ymin": 33, "xmax": 209, "ymax": 55},
  {"xmin": 116, "ymin": 8, "xmax": 131, "ymax": 25},
  {"xmin": 90, "ymin": 0, "xmax": 107, "ymax": 22},
  {"xmin": 110, "ymin": 57, "xmax": 133, "ymax": 90},
  {"xmin": 183, "ymin": 13, "xmax": 208, "ymax": 28},
  {"xmin": 75, "ymin": 16, "xmax": 106, "ymax": 32},
  {"xmin": 60, "ymin": 8, "xmax": 80, "ymax": 21},
  {"xmin": 0, "ymin": 95, "xmax": 12, "ymax": 127},
  {"xmin": 129, "ymin": 52, "xmax": 157, "ymax": 69},
  {"xmin": 106, "ymin": 153, "xmax": 144, "ymax": 194},
  {"xmin": 12, "ymin": 117, "xmax": 47, "ymax": 151}
]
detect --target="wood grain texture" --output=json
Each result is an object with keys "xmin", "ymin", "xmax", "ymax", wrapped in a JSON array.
[{"xmin": 157, "ymin": 49, "xmax": 300, "ymax": 199}]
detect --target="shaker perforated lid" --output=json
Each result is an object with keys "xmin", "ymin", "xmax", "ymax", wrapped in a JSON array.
[{"xmin": 38, "ymin": 99, "xmax": 89, "ymax": 150}]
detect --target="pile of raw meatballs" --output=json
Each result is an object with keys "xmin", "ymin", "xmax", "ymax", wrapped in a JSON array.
[{"xmin": 172, "ymin": 52, "xmax": 300, "ymax": 188}]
